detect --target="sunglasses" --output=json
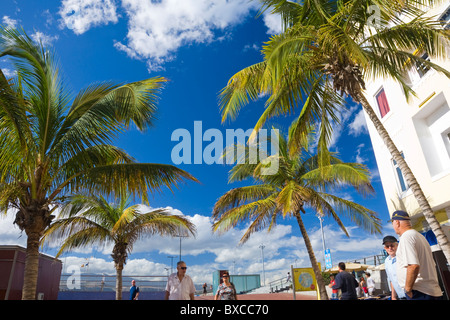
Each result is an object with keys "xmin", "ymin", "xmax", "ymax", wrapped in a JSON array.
[
  {"xmin": 222, "ymin": 275, "xmax": 229, "ymax": 278},
  {"xmin": 179, "ymin": 267, "xmax": 188, "ymax": 270}
]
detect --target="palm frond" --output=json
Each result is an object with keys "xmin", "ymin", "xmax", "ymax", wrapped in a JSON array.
[
  {"xmin": 212, "ymin": 194, "xmax": 279, "ymax": 241},
  {"xmin": 276, "ymin": 180, "xmax": 310, "ymax": 215},
  {"xmin": 43, "ymin": 194, "xmax": 196, "ymax": 257},
  {"xmin": 310, "ymin": 191, "xmax": 382, "ymax": 235},
  {"xmin": 0, "ymin": 26, "xmax": 71, "ymax": 157},
  {"xmin": 79, "ymin": 163, "xmax": 199, "ymax": 203},
  {"xmin": 302, "ymin": 162, "xmax": 375, "ymax": 196},
  {"xmin": 219, "ymin": 61, "xmax": 268, "ymax": 123},
  {"xmin": 124, "ymin": 209, "xmax": 196, "ymax": 242},
  {"xmin": 42, "ymin": 216, "xmax": 112, "ymax": 257},
  {"xmin": 212, "ymin": 184, "xmax": 278, "ymax": 219}
]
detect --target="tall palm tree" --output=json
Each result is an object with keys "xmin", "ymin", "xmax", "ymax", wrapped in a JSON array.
[
  {"xmin": 42, "ymin": 194, "xmax": 196, "ymax": 300},
  {"xmin": 0, "ymin": 27, "xmax": 198, "ymax": 299},
  {"xmin": 212, "ymin": 128, "xmax": 381, "ymax": 300},
  {"xmin": 219, "ymin": 0, "xmax": 450, "ymax": 262}
]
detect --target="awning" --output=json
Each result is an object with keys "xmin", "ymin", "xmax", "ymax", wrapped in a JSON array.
[{"xmin": 325, "ymin": 262, "xmax": 370, "ymax": 273}]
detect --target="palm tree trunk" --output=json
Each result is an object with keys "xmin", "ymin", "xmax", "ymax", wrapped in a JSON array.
[
  {"xmin": 293, "ymin": 211, "xmax": 329, "ymax": 300},
  {"xmin": 22, "ymin": 231, "xmax": 41, "ymax": 300},
  {"xmin": 115, "ymin": 263, "xmax": 123, "ymax": 300},
  {"xmin": 354, "ymin": 91, "xmax": 450, "ymax": 262}
]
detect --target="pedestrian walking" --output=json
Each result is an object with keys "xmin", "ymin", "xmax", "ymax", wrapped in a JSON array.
[
  {"xmin": 332, "ymin": 262, "xmax": 359, "ymax": 300},
  {"xmin": 391, "ymin": 210, "xmax": 443, "ymax": 300},
  {"xmin": 328, "ymin": 274, "xmax": 339, "ymax": 300},
  {"xmin": 286, "ymin": 272, "xmax": 291, "ymax": 283},
  {"xmin": 164, "ymin": 261, "xmax": 196, "ymax": 300},
  {"xmin": 366, "ymin": 273, "xmax": 375, "ymax": 297},
  {"xmin": 214, "ymin": 271, "xmax": 238, "ymax": 300},
  {"xmin": 130, "ymin": 280, "xmax": 140, "ymax": 300},
  {"xmin": 360, "ymin": 276, "xmax": 368, "ymax": 297},
  {"xmin": 382, "ymin": 235, "xmax": 406, "ymax": 300}
]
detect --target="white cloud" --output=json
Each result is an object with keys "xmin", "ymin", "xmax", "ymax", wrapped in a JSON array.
[
  {"xmin": 62, "ymin": 256, "xmax": 114, "ymax": 274},
  {"xmin": 2, "ymin": 16, "xmax": 19, "ymax": 28},
  {"xmin": 369, "ymin": 165, "xmax": 380, "ymax": 182},
  {"xmin": 130, "ymin": 213, "xmax": 294, "ymax": 261},
  {"xmin": 262, "ymin": 11, "xmax": 282, "ymax": 35},
  {"xmin": 348, "ymin": 109, "xmax": 368, "ymax": 136},
  {"xmin": 42, "ymin": 9, "xmax": 55, "ymax": 28},
  {"xmin": 56, "ymin": 0, "xmax": 286, "ymax": 72},
  {"xmin": 243, "ymin": 43, "xmax": 260, "ymax": 52},
  {"xmin": 58, "ymin": 0, "xmax": 119, "ymax": 35},
  {"xmin": 355, "ymin": 143, "xmax": 367, "ymax": 163},
  {"xmin": 115, "ymin": 0, "xmax": 257, "ymax": 71},
  {"xmin": 0, "ymin": 211, "xmax": 26, "ymax": 247},
  {"xmin": 1, "ymin": 68, "xmax": 17, "ymax": 78},
  {"xmin": 31, "ymin": 31, "xmax": 59, "ymax": 46}
]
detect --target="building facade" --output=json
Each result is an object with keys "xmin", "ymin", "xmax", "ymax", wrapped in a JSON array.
[{"xmin": 362, "ymin": 2, "xmax": 450, "ymax": 241}]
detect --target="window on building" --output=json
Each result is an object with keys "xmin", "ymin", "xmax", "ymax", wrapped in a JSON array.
[
  {"xmin": 375, "ymin": 88, "xmax": 390, "ymax": 118},
  {"xmin": 439, "ymin": 6, "xmax": 450, "ymax": 29},
  {"xmin": 415, "ymin": 52, "xmax": 431, "ymax": 78},
  {"xmin": 444, "ymin": 130, "xmax": 450, "ymax": 161},
  {"xmin": 404, "ymin": 51, "xmax": 433, "ymax": 87},
  {"xmin": 412, "ymin": 92, "xmax": 450, "ymax": 178},
  {"xmin": 392, "ymin": 153, "xmax": 409, "ymax": 193}
]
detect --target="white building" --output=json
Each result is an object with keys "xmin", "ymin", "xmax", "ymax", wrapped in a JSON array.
[{"xmin": 362, "ymin": 2, "xmax": 450, "ymax": 240}]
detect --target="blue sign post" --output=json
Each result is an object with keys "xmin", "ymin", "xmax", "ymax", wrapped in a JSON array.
[{"xmin": 324, "ymin": 248, "xmax": 332, "ymax": 269}]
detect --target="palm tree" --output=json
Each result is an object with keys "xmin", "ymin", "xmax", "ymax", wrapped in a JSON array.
[
  {"xmin": 0, "ymin": 27, "xmax": 198, "ymax": 299},
  {"xmin": 42, "ymin": 194, "xmax": 196, "ymax": 300},
  {"xmin": 212, "ymin": 128, "xmax": 381, "ymax": 300},
  {"xmin": 219, "ymin": 0, "xmax": 450, "ymax": 262}
]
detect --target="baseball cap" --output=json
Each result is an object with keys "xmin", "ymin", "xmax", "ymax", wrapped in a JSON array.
[
  {"xmin": 382, "ymin": 235, "xmax": 398, "ymax": 245},
  {"xmin": 388, "ymin": 210, "xmax": 410, "ymax": 222}
]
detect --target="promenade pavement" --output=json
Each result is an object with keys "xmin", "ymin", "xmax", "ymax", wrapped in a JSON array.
[{"xmin": 196, "ymin": 292, "xmax": 317, "ymax": 300}]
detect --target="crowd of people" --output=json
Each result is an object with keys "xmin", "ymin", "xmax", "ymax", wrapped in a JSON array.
[
  {"xmin": 129, "ymin": 210, "xmax": 445, "ymax": 301},
  {"xmin": 329, "ymin": 210, "xmax": 444, "ymax": 300}
]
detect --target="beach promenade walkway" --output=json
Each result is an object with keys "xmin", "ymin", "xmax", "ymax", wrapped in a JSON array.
[{"xmin": 196, "ymin": 292, "xmax": 317, "ymax": 300}]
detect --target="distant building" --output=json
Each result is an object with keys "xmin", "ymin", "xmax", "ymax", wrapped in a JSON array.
[{"xmin": 362, "ymin": 2, "xmax": 450, "ymax": 241}]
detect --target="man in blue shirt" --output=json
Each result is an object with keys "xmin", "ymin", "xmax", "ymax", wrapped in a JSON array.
[
  {"xmin": 382, "ymin": 235, "xmax": 406, "ymax": 300},
  {"xmin": 130, "ymin": 280, "xmax": 140, "ymax": 300},
  {"xmin": 332, "ymin": 262, "xmax": 359, "ymax": 300}
]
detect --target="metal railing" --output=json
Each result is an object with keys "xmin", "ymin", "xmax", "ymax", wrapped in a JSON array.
[
  {"xmin": 59, "ymin": 274, "xmax": 168, "ymax": 292},
  {"xmin": 268, "ymin": 276, "xmax": 291, "ymax": 293},
  {"xmin": 347, "ymin": 253, "xmax": 387, "ymax": 266}
]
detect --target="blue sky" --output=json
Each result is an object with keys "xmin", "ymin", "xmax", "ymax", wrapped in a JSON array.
[{"xmin": 0, "ymin": 0, "xmax": 394, "ymax": 285}]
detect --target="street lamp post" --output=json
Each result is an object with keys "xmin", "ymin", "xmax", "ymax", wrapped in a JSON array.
[
  {"xmin": 318, "ymin": 214, "xmax": 326, "ymax": 268},
  {"xmin": 176, "ymin": 234, "xmax": 189, "ymax": 261},
  {"xmin": 167, "ymin": 255, "xmax": 176, "ymax": 274},
  {"xmin": 259, "ymin": 244, "xmax": 266, "ymax": 286}
]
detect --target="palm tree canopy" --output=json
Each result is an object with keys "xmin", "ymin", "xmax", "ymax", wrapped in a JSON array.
[
  {"xmin": 0, "ymin": 27, "xmax": 198, "ymax": 228},
  {"xmin": 220, "ymin": 0, "xmax": 450, "ymax": 153},
  {"xmin": 42, "ymin": 194, "xmax": 197, "ymax": 258},
  {"xmin": 212, "ymin": 127, "xmax": 381, "ymax": 244}
]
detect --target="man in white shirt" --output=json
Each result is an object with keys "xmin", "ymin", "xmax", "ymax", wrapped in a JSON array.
[
  {"xmin": 366, "ymin": 273, "xmax": 375, "ymax": 296},
  {"xmin": 391, "ymin": 210, "xmax": 443, "ymax": 300},
  {"xmin": 382, "ymin": 235, "xmax": 406, "ymax": 300},
  {"xmin": 164, "ymin": 261, "xmax": 196, "ymax": 300}
]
